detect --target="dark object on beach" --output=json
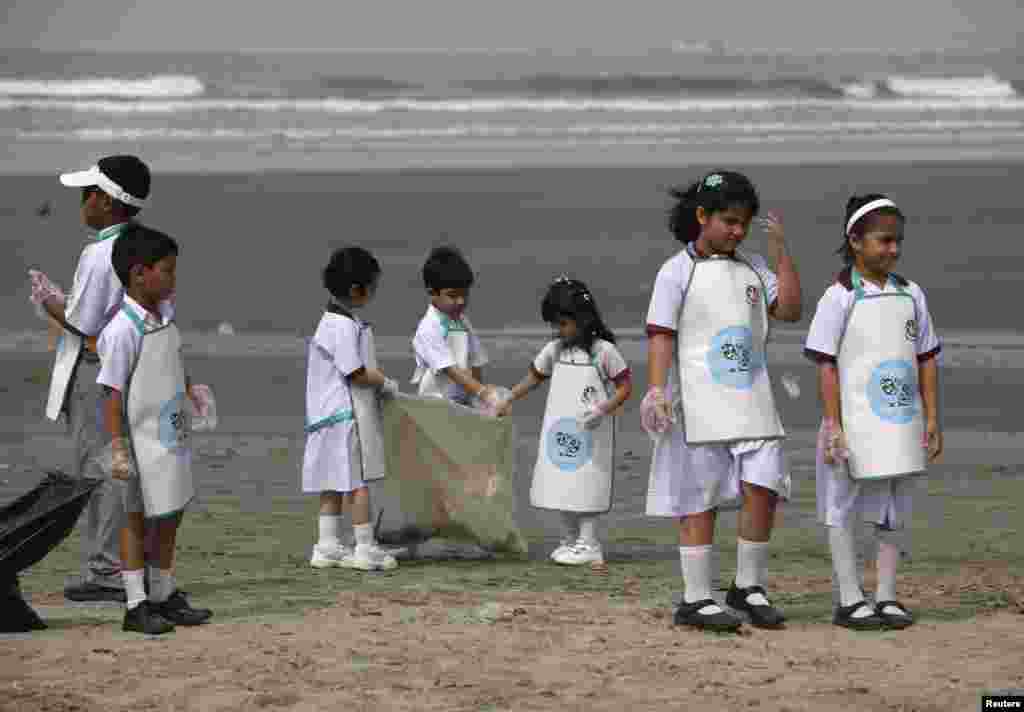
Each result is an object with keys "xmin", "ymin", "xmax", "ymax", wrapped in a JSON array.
[
  {"xmin": 35, "ymin": 201, "xmax": 51, "ymax": 217},
  {"xmin": 0, "ymin": 471, "xmax": 102, "ymax": 632}
]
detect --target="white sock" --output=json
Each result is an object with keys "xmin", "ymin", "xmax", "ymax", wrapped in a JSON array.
[
  {"xmin": 149, "ymin": 568, "xmax": 176, "ymax": 603},
  {"xmin": 559, "ymin": 511, "xmax": 580, "ymax": 542},
  {"xmin": 122, "ymin": 569, "xmax": 147, "ymax": 610},
  {"xmin": 318, "ymin": 514, "xmax": 343, "ymax": 548},
  {"xmin": 577, "ymin": 516, "xmax": 599, "ymax": 545},
  {"xmin": 735, "ymin": 538, "xmax": 770, "ymax": 605},
  {"xmin": 876, "ymin": 539, "xmax": 900, "ymax": 610},
  {"xmin": 353, "ymin": 522, "xmax": 373, "ymax": 550},
  {"xmin": 828, "ymin": 524, "xmax": 870, "ymax": 615},
  {"xmin": 679, "ymin": 545, "xmax": 722, "ymax": 614}
]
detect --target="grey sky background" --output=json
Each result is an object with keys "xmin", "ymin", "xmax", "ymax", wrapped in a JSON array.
[{"xmin": 1, "ymin": 0, "xmax": 1021, "ymax": 53}]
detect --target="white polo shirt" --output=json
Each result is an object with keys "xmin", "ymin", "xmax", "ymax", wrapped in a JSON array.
[
  {"xmin": 411, "ymin": 304, "xmax": 488, "ymax": 379},
  {"xmin": 804, "ymin": 268, "xmax": 941, "ymax": 364},
  {"xmin": 96, "ymin": 295, "xmax": 176, "ymax": 392},
  {"xmin": 63, "ymin": 222, "xmax": 132, "ymax": 337},
  {"xmin": 532, "ymin": 339, "xmax": 631, "ymax": 386},
  {"xmin": 645, "ymin": 246, "xmax": 779, "ymax": 336},
  {"xmin": 305, "ymin": 311, "xmax": 368, "ymax": 426}
]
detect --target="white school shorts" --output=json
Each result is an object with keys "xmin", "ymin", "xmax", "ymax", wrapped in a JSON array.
[
  {"xmin": 646, "ymin": 427, "xmax": 791, "ymax": 517},
  {"xmin": 815, "ymin": 419, "xmax": 918, "ymax": 530}
]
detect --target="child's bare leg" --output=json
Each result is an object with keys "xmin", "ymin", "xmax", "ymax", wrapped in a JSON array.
[
  {"xmin": 738, "ymin": 482, "xmax": 778, "ymax": 542},
  {"xmin": 348, "ymin": 486, "xmax": 370, "ymax": 527},
  {"xmin": 678, "ymin": 509, "xmax": 716, "ymax": 547},
  {"xmin": 120, "ymin": 513, "xmax": 147, "ymax": 608}
]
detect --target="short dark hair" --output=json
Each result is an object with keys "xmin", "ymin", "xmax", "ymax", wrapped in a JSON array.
[
  {"xmin": 111, "ymin": 224, "xmax": 179, "ymax": 288},
  {"xmin": 422, "ymin": 245, "xmax": 474, "ymax": 291},
  {"xmin": 98, "ymin": 155, "xmax": 151, "ymax": 218},
  {"xmin": 839, "ymin": 193, "xmax": 905, "ymax": 265},
  {"xmin": 667, "ymin": 170, "xmax": 760, "ymax": 244},
  {"xmin": 322, "ymin": 246, "xmax": 381, "ymax": 301}
]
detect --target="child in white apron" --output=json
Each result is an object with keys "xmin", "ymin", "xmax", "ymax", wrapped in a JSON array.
[
  {"xmin": 804, "ymin": 194, "xmax": 942, "ymax": 630},
  {"xmin": 303, "ymin": 247, "xmax": 400, "ymax": 572},
  {"xmin": 96, "ymin": 224, "xmax": 211, "ymax": 634},
  {"xmin": 641, "ymin": 171, "xmax": 803, "ymax": 632},
  {"xmin": 498, "ymin": 277, "xmax": 632, "ymax": 565}
]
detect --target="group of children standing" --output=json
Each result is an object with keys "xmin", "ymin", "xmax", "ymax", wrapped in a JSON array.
[{"xmin": 34, "ymin": 154, "xmax": 943, "ymax": 636}]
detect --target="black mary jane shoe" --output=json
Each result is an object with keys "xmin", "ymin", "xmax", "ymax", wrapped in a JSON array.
[
  {"xmin": 874, "ymin": 600, "xmax": 914, "ymax": 629},
  {"xmin": 673, "ymin": 598, "xmax": 742, "ymax": 633},
  {"xmin": 725, "ymin": 583, "xmax": 786, "ymax": 629},
  {"xmin": 122, "ymin": 601, "xmax": 175, "ymax": 635},
  {"xmin": 155, "ymin": 590, "xmax": 212, "ymax": 626},
  {"xmin": 832, "ymin": 600, "xmax": 884, "ymax": 630}
]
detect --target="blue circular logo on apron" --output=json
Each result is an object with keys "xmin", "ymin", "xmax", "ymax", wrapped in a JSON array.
[
  {"xmin": 868, "ymin": 360, "xmax": 918, "ymax": 424},
  {"xmin": 545, "ymin": 416, "xmax": 593, "ymax": 472},
  {"xmin": 159, "ymin": 391, "xmax": 189, "ymax": 454},
  {"xmin": 707, "ymin": 326, "xmax": 763, "ymax": 390}
]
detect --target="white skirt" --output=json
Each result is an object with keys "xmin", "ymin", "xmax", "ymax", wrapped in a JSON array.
[
  {"xmin": 646, "ymin": 424, "xmax": 790, "ymax": 517},
  {"xmin": 301, "ymin": 420, "xmax": 366, "ymax": 494},
  {"xmin": 815, "ymin": 419, "xmax": 918, "ymax": 529}
]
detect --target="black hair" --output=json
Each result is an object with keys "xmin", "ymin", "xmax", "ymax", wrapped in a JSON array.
[
  {"xmin": 111, "ymin": 223, "xmax": 178, "ymax": 288},
  {"xmin": 839, "ymin": 193, "xmax": 905, "ymax": 265},
  {"xmin": 422, "ymin": 245, "xmax": 474, "ymax": 291},
  {"xmin": 322, "ymin": 246, "xmax": 381, "ymax": 302},
  {"xmin": 541, "ymin": 276, "xmax": 616, "ymax": 354},
  {"xmin": 97, "ymin": 155, "xmax": 150, "ymax": 218},
  {"xmin": 667, "ymin": 170, "xmax": 760, "ymax": 244}
]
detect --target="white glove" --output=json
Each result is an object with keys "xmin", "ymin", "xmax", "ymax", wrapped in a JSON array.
[
  {"xmin": 640, "ymin": 385, "xmax": 675, "ymax": 443},
  {"xmin": 822, "ymin": 418, "xmax": 850, "ymax": 465},
  {"xmin": 188, "ymin": 384, "xmax": 218, "ymax": 431},
  {"xmin": 577, "ymin": 400, "xmax": 613, "ymax": 430},
  {"xmin": 28, "ymin": 269, "xmax": 65, "ymax": 320},
  {"xmin": 378, "ymin": 377, "xmax": 400, "ymax": 399},
  {"xmin": 89, "ymin": 438, "xmax": 136, "ymax": 480},
  {"xmin": 477, "ymin": 386, "xmax": 512, "ymax": 417}
]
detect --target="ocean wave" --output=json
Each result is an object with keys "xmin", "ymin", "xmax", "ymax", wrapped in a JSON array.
[
  {"xmin": 5, "ymin": 94, "xmax": 1024, "ymax": 115},
  {"xmin": 0, "ymin": 74, "xmax": 205, "ymax": 98},
  {"xmin": 457, "ymin": 74, "xmax": 846, "ymax": 98},
  {"xmin": 317, "ymin": 76, "xmax": 424, "ymax": 94},
  {"xmin": 13, "ymin": 119, "xmax": 1024, "ymax": 142},
  {"xmin": 842, "ymin": 74, "xmax": 1016, "ymax": 99}
]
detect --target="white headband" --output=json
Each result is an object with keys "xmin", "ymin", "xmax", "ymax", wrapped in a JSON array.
[
  {"xmin": 845, "ymin": 198, "xmax": 896, "ymax": 237},
  {"xmin": 59, "ymin": 164, "xmax": 147, "ymax": 208}
]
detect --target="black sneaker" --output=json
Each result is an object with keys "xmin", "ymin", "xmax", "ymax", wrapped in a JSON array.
[
  {"xmin": 832, "ymin": 600, "xmax": 884, "ymax": 630},
  {"xmin": 122, "ymin": 601, "xmax": 175, "ymax": 635},
  {"xmin": 155, "ymin": 590, "xmax": 212, "ymax": 626},
  {"xmin": 725, "ymin": 584, "xmax": 786, "ymax": 629},
  {"xmin": 64, "ymin": 582, "xmax": 126, "ymax": 603},
  {"xmin": 874, "ymin": 600, "xmax": 914, "ymax": 629},
  {"xmin": 673, "ymin": 598, "xmax": 742, "ymax": 632}
]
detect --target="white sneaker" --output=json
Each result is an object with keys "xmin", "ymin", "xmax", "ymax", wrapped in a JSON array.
[
  {"xmin": 342, "ymin": 544, "xmax": 399, "ymax": 571},
  {"xmin": 552, "ymin": 539, "xmax": 604, "ymax": 566},
  {"xmin": 310, "ymin": 543, "xmax": 352, "ymax": 569},
  {"xmin": 549, "ymin": 537, "xmax": 575, "ymax": 561}
]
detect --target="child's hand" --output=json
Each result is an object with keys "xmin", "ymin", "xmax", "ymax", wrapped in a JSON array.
[
  {"xmin": 188, "ymin": 384, "xmax": 218, "ymax": 431},
  {"xmin": 640, "ymin": 386, "xmax": 674, "ymax": 439},
  {"xmin": 822, "ymin": 418, "xmax": 850, "ymax": 465},
  {"xmin": 757, "ymin": 211, "xmax": 787, "ymax": 249},
  {"xmin": 578, "ymin": 400, "xmax": 613, "ymax": 430},
  {"xmin": 28, "ymin": 269, "xmax": 64, "ymax": 310},
  {"xmin": 923, "ymin": 419, "xmax": 943, "ymax": 462},
  {"xmin": 378, "ymin": 377, "xmax": 400, "ymax": 400},
  {"xmin": 495, "ymin": 399, "xmax": 513, "ymax": 417},
  {"xmin": 98, "ymin": 438, "xmax": 135, "ymax": 480}
]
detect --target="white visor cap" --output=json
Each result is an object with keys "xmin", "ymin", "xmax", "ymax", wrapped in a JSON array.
[{"xmin": 60, "ymin": 164, "xmax": 147, "ymax": 208}]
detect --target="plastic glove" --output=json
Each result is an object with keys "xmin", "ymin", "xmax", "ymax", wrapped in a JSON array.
[
  {"xmin": 378, "ymin": 377, "xmax": 400, "ymax": 400},
  {"xmin": 28, "ymin": 270, "xmax": 65, "ymax": 320},
  {"xmin": 577, "ymin": 399, "xmax": 613, "ymax": 430},
  {"xmin": 477, "ymin": 385, "xmax": 512, "ymax": 417},
  {"xmin": 640, "ymin": 385, "xmax": 674, "ymax": 441},
  {"xmin": 822, "ymin": 418, "xmax": 850, "ymax": 465},
  {"xmin": 187, "ymin": 384, "xmax": 218, "ymax": 431},
  {"xmin": 90, "ymin": 438, "xmax": 136, "ymax": 480}
]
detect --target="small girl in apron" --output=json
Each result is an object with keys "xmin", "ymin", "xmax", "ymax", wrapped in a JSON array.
[
  {"xmin": 303, "ymin": 247, "xmax": 400, "ymax": 572},
  {"xmin": 498, "ymin": 277, "xmax": 632, "ymax": 565},
  {"xmin": 642, "ymin": 171, "xmax": 803, "ymax": 632},
  {"xmin": 804, "ymin": 194, "xmax": 943, "ymax": 630}
]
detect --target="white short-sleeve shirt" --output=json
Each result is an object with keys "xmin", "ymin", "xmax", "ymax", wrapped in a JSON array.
[
  {"xmin": 305, "ymin": 312, "xmax": 369, "ymax": 425},
  {"xmin": 532, "ymin": 339, "xmax": 630, "ymax": 386},
  {"xmin": 96, "ymin": 295, "xmax": 176, "ymax": 392},
  {"xmin": 63, "ymin": 223, "xmax": 132, "ymax": 337},
  {"xmin": 411, "ymin": 304, "xmax": 488, "ymax": 381},
  {"xmin": 646, "ymin": 246, "xmax": 779, "ymax": 333},
  {"xmin": 804, "ymin": 269, "xmax": 940, "ymax": 363}
]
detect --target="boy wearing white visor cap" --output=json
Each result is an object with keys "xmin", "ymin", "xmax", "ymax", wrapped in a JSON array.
[
  {"xmin": 804, "ymin": 193, "xmax": 942, "ymax": 630},
  {"xmin": 28, "ymin": 155, "xmax": 176, "ymax": 604}
]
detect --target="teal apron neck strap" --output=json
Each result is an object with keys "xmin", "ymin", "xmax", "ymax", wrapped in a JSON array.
[
  {"xmin": 439, "ymin": 312, "xmax": 467, "ymax": 339},
  {"xmin": 304, "ymin": 408, "xmax": 354, "ymax": 434},
  {"xmin": 121, "ymin": 303, "xmax": 147, "ymax": 336},
  {"xmin": 851, "ymin": 269, "xmax": 905, "ymax": 300}
]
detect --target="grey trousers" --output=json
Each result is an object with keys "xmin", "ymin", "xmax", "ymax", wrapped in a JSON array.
[{"xmin": 67, "ymin": 358, "xmax": 162, "ymax": 589}]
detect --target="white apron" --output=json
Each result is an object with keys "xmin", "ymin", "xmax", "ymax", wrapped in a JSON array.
[
  {"xmin": 417, "ymin": 314, "xmax": 471, "ymax": 404},
  {"xmin": 304, "ymin": 306, "xmax": 386, "ymax": 482},
  {"xmin": 45, "ymin": 331, "xmax": 84, "ymax": 421},
  {"xmin": 121, "ymin": 306, "xmax": 194, "ymax": 518},
  {"xmin": 531, "ymin": 349, "xmax": 615, "ymax": 513},
  {"xmin": 676, "ymin": 254, "xmax": 784, "ymax": 445},
  {"xmin": 837, "ymin": 271, "xmax": 926, "ymax": 480}
]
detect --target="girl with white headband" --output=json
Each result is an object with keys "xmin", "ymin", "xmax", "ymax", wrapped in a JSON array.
[{"xmin": 804, "ymin": 193, "xmax": 943, "ymax": 630}]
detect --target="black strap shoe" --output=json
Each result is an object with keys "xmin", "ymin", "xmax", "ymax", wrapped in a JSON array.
[
  {"xmin": 123, "ymin": 601, "xmax": 175, "ymax": 635},
  {"xmin": 725, "ymin": 583, "xmax": 786, "ymax": 628},
  {"xmin": 64, "ymin": 582, "xmax": 126, "ymax": 603},
  {"xmin": 874, "ymin": 600, "xmax": 914, "ymax": 629},
  {"xmin": 155, "ymin": 590, "xmax": 212, "ymax": 626},
  {"xmin": 832, "ymin": 600, "xmax": 884, "ymax": 630},
  {"xmin": 673, "ymin": 598, "xmax": 742, "ymax": 632}
]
